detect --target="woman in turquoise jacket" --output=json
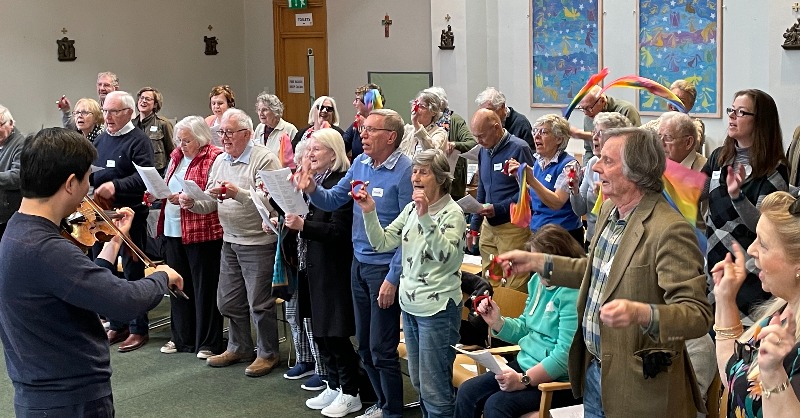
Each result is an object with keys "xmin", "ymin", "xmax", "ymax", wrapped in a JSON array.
[{"xmin": 455, "ymin": 224, "xmax": 581, "ymax": 418}]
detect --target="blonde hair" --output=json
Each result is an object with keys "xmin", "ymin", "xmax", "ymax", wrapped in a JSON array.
[
  {"xmin": 309, "ymin": 128, "xmax": 350, "ymax": 173},
  {"xmin": 73, "ymin": 98, "xmax": 104, "ymax": 126}
]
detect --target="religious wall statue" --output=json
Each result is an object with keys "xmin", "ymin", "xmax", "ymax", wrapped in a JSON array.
[
  {"xmin": 204, "ymin": 36, "xmax": 218, "ymax": 55},
  {"xmin": 438, "ymin": 25, "xmax": 454, "ymax": 50},
  {"xmin": 783, "ymin": 18, "xmax": 800, "ymax": 50},
  {"xmin": 57, "ymin": 37, "xmax": 76, "ymax": 61}
]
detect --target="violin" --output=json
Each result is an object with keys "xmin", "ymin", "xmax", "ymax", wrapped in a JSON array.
[{"xmin": 61, "ymin": 197, "xmax": 189, "ymax": 300}]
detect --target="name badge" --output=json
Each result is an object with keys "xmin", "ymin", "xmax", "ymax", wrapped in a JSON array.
[
  {"xmin": 149, "ymin": 126, "xmax": 158, "ymax": 132},
  {"xmin": 545, "ymin": 174, "xmax": 552, "ymax": 183},
  {"xmin": 106, "ymin": 159, "xmax": 116, "ymax": 168},
  {"xmin": 493, "ymin": 163, "xmax": 503, "ymax": 171},
  {"xmin": 372, "ymin": 188, "xmax": 384, "ymax": 198},
  {"xmin": 711, "ymin": 170, "xmax": 720, "ymax": 181}
]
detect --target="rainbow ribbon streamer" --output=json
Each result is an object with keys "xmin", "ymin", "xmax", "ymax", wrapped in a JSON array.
[
  {"xmin": 363, "ymin": 89, "xmax": 384, "ymax": 110},
  {"xmin": 562, "ymin": 67, "xmax": 609, "ymax": 119},
  {"xmin": 598, "ymin": 75, "xmax": 686, "ymax": 113}
]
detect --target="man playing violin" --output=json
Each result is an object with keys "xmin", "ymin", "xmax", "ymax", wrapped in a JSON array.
[{"xmin": 0, "ymin": 127, "xmax": 183, "ymax": 417}]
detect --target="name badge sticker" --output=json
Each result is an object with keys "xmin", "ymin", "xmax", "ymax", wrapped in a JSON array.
[
  {"xmin": 372, "ymin": 188, "xmax": 384, "ymax": 198},
  {"xmin": 493, "ymin": 163, "xmax": 503, "ymax": 171},
  {"xmin": 149, "ymin": 126, "xmax": 158, "ymax": 132},
  {"xmin": 545, "ymin": 174, "xmax": 552, "ymax": 183},
  {"xmin": 106, "ymin": 160, "xmax": 116, "ymax": 168},
  {"xmin": 711, "ymin": 170, "xmax": 721, "ymax": 181}
]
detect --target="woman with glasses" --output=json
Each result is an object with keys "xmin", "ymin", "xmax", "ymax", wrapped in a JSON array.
[
  {"xmin": 508, "ymin": 114, "xmax": 583, "ymax": 245},
  {"xmin": 712, "ymin": 191, "xmax": 800, "ymax": 418},
  {"xmin": 703, "ymin": 89, "xmax": 789, "ymax": 318},
  {"xmin": 569, "ymin": 112, "xmax": 631, "ymax": 246},
  {"xmin": 71, "ymin": 98, "xmax": 104, "ymax": 143},
  {"xmin": 205, "ymin": 85, "xmax": 236, "ymax": 148},
  {"xmin": 252, "ymin": 92, "xmax": 297, "ymax": 169},
  {"xmin": 292, "ymin": 96, "xmax": 344, "ymax": 150},
  {"xmin": 153, "ymin": 116, "xmax": 225, "ymax": 359},
  {"xmin": 134, "ymin": 87, "xmax": 174, "ymax": 176},
  {"xmin": 397, "ymin": 90, "xmax": 447, "ymax": 158}
]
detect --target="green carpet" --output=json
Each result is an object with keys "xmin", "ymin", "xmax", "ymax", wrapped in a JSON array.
[{"xmin": 0, "ymin": 297, "xmax": 423, "ymax": 417}]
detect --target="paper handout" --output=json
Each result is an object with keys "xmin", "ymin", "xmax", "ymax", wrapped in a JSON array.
[
  {"xmin": 446, "ymin": 150, "xmax": 461, "ymax": 176},
  {"xmin": 250, "ymin": 187, "xmax": 278, "ymax": 235},
  {"xmin": 181, "ymin": 179, "xmax": 213, "ymax": 202},
  {"xmin": 258, "ymin": 168, "xmax": 308, "ymax": 216},
  {"xmin": 134, "ymin": 163, "xmax": 172, "ymax": 199},
  {"xmin": 461, "ymin": 145, "xmax": 481, "ymax": 162},
  {"xmin": 452, "ymin": 346, "xmax": 505, "ymax": 375},
  {"xmin": 457, "ymin": 195, "xmax": 486, "ymax": 214}
]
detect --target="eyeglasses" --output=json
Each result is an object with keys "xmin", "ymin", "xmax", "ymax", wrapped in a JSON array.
[
  {"xmin": 138, "ymin": 96, "xmax": 154, "ymax": 103},
  {"xmin": 576, "ymin": 97, "xmax": 602, "ymax": 113},
  {"xmin": 177, "ymin": 137, "xmax": 195, "ymax": 145},
  {"xmin": 592, "ymin": 129, "xmax": 603, "ymax": 139},
  {"xmin": 362, "ymin": 126, "xmax": 392, "ymax": 134},
  {"xmin": 533, "ymin": 128, "xmax": 552, "ymax": 136},
  {"xmin": 317, "ymin": 105, "xmax": 334, "ymax": 113},
  {"xmin": 659, "ymin": 134, "xmax": 688, "ymax": 144},
  {"xmin": 256, "ymin": 108, "xmax": 271, "ymax": 114},
  {"xmin": 734, "ymin": 340, "xmax": 757, "ymax": 364},
  {"xmin": 101, "ymin": 108, "xmax": 129, "ymax": 116},
  {"xmin": 216, "ymin": 128, "xmax": 248, "ymax": 138},
  {"xmin": 73, "ymin": 111, "xmax": 93, "ymax": 117},
  {"xmin": 726, "ymin": 107, "xmax": 756, "ymax": 118}
]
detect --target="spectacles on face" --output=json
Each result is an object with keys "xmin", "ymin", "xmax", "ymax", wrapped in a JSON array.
[
  {"xmin": 533, "ymin": 128, "xmax": 551, "ymax": 136},
  {"xmin": 73, "ymin": 111, "xmax": 92, "ymax": 117},
  {"xmin": 577, "ymin": 97, "xmax": 601, "ymax": 113},
  {"xmin": 726, "ymin": 107, "xmax": 756, "ymax": 118},
  {"xmin": 317, "ymin": 105, "xmax": 334, "ymax": 113},
  {"xmin": 362, "ymin": 126, "xmax": 392, "ymax": 134},
  {"xmin": 216, "ymin": 128, "xmax": 248, "ymax": 138},
  {"xmin": 659, "ymin": 134, "xmax": 688, "ymax": 144},
  {"xmin": 256, "ymin": 108, "xmax": 271, "ymax": 114},
  {"xmin": 177, "ymin": 137, "xmax": 195, "ymax": 145},
  {"xmin": 138, "ymin": 96, "xmax": 154, "ymax": 103},
  {"xmin": 592, "ymin": 129, "xmax": 603, "ymax": 139},
  {"xmin": 102, "ymin": 108, "xmax": 129, "ymax": 116}
]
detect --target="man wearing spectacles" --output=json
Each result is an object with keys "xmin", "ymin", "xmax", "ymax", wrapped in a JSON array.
[
  {"xmin": 91, "ymin": 90, "xmax": 157, "ymax": 353},
  {"xmin": 570, "ymin": 86, "xmax": 641, "ymax": 164},
  {"xmin": 475, "ymin": 87, "xmax": 534, "ymax": 149},
  {"xmin": 180, "ymin": 108, "xmax": 284, "ymax": 378},
  {"xmin": 0, "ymin": 105, "xmax": 23, "ymax": 241},
  {"xmin": 57, "ymin": 71, "xmax": 120, "ymax": 130},
  {"xmin": 298, "ymin": 108, "xmax": 412, "ymax": 418}
]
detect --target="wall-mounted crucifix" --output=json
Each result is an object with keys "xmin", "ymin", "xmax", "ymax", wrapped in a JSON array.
[{"xmin": 382, "ymin": 14, "xmax": 392, "ymax": 38}]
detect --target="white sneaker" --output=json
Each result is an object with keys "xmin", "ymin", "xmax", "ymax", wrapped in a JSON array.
[
  {"xmin": 306, "ymin": 387, "xmax": 339, "ymax": 410},
  {"xmin": 321, "ymin": 392, "xmax": 362, "ymax": 418},
  {"xmin": 196, "ymin": 350, "xmax": 214, "ymax": 359},
  {"xmin": 160, "ymin": 341, "xmax": 177, "ymax": 354},
  {"xmin": 354, "ymin": 404, "xmax": 381, "ymax": 418}
]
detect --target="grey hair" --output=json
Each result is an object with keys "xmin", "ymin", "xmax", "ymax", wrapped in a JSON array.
[
  {"xmin": 174, "ymin": 115, "xmax": 214, "ymax": 148},
  {"xmin": 105, "ymin": 91, "xmax": 135, "ymax": 111},
  {"xmin": 415, "ymin": 90, "xmax": 444, "ymax": 122},
  {"xmin": 221, "ymin": 108, "xmax": 254, "ymax": 132},
  {"xmin": 604, "ymin": 127, "xmax": 665, "ymax": 194},
  {"xmin": 308, "ymin": 96, "xmax": 340, "ymax": 126},
  {"xmin": 660, "ymin": 111, "xmax": 696, "ymax": 144},
  {"xmin": 294, "ymin": 139, "xmax": 309, "ymax": 166},
  {"xmin": 534, "ymin": 114, "xmax": 571, "ymax": 152},
  {"xmin": 424, "ymin": 86, "xmax": 449, "ymax": 110},
  {"xmin": 255, "ymin": 92, "xmax": 285, "ymax": 118},
  {"xmin": 369, "ymin": 109, "xmax": 405, "ymax": 149},
  {"xmin": 412, "ymin": 149, "xmax": 453, "ymax": 195},
  {"xmin": 593, "ymin": 112, "xmax": 632, "ymax": 130},
  {"xmin": 97, "ymin": 71, "xmax": 119, "ymax": 87},
  {"xmin": 0, "ymin": 105, "xmax": 14, "ymax": 125},
  {"xmin": 309, "ymin": 128, "xmax": 351, "ymax": 173},
  {"xmin": 475, "ymin": 87, "xmax": 507, "ymax": 109}
]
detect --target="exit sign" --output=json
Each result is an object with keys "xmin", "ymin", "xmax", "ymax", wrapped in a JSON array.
[{"xmin": 288, "ymin": 0, "xmax": 307, "ymax": 9}]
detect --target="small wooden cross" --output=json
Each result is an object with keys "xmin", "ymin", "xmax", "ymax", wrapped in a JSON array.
[
  {"xmin": 793, "ymin": 3, "xmax": 800, "ymax": 12},
  {"xmin": 61, "ymin": 27, "xmax": 68, "ymax": 35},
  {"xmin": 445, "ymin": 14, "xmax": 451, "ymax": 22},
  {"xmin": 208, "ymin": 25, "xmax": 213, "ymax": 31},
  {"xmin": 382, "ymin": 13, "xmax": 392, "ymax": 38}
]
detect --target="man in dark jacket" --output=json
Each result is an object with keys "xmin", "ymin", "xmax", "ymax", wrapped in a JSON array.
[{"xmin": 475, "ymin": 87, "xmax": 534, "ymax": 149}]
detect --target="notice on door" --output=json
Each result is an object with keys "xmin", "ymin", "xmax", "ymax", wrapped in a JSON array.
[
  {"xmin": 295, "ymin": 13, "xmax": 313, "ymax": 26},
  {"xmin": 288, "ymin": 76, "xmax": 305, "ymax": 93}
]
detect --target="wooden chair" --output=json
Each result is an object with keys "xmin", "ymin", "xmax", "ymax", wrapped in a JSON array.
[{"xmin": 707, "ymin": 371, "xmax": 723, "ymax": 418}]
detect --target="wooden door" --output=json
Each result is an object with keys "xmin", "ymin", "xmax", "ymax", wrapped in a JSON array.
[{"xmin": 273, "ymin": 0, "xmax": 328, "ymax": 128}]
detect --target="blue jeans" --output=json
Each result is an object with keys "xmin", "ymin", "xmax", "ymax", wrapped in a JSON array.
[
  {"xmin": 351, "ymin": 259, "xmax": 402, "ymax": 418},
  {"xmin": 404, "ymin": 299, "xmax": 461, "ymax": 418},
  {"xmin": 583, "ymin": 359, "xmax": 605, "ymax": 418}
]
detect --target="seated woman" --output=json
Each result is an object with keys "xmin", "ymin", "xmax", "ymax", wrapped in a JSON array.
[
  {"xmin": 509, "ymin": 114, "xmax": 583, "ymax": 245},
  {"xmin": 293, "ymin": 96, "xmax": 344, "ymax": 150},
  {"xmin": 454, "ymin": 224, "xmax": 581, "ymax": 418},
  {"xmin": 72, "ymin": 98, "xmax": 104, "ymax": 143},
  {"xmin": 354, "ymin": 149, "xmax": 465, "ymax": 418},
  {"xmin": 398, "ymin": 90, "xmax": 448, "ymax": 158},
  {"xmin": 713, "ymin": 191, "xmax": 800, "ymax": 418}
]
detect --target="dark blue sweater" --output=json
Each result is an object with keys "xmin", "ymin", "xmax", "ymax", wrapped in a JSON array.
[
  {"xmin": 0, "ymin": 213, "xmax": 168, "ymax": 408},
  {"xmin": 91, "ymin": 127, "xmax": 154, "ymax": 208},
  {"xmin": 470, "ymin": 133, "xmax": 535, "ymax": 231}
]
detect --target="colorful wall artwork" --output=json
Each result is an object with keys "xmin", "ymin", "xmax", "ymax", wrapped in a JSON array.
[
  {"xmin": 637, "ymin": 0, "xmax": 721, "ymax": 116},
  {"xmin": 530, "ymin": 0, "xmax": 602, "ymax": 108}
]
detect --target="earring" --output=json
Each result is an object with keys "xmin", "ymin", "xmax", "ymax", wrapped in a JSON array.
[{"xmin": 796, "ymin": 271, "xmax": 800, "ymax": 281}]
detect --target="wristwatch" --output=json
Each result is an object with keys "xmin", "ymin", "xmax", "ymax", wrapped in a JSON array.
[{"xmin": 520, "ymin": 373, "xmax": 531, "ymax": 387}]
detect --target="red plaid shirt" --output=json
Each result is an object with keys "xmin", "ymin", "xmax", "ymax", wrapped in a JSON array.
[{"xmin": 157, "ymin": 145, "xmax": 223, "ymax": 244}]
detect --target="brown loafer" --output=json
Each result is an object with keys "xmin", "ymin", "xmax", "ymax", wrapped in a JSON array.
[
  {"xmin": 118, "ymin": 334, "xmax": 149, "ymax": 353},
  {"xmin": 107, "ymin": 329, "xmax": 130, "ymax": 345},
  {"xmin": 206, "ymin": 350, "xmax": 256, "ymax": 368},
  {"xmin": 245, "ymin": 356, "xmax": 279, "ymax": 377}
]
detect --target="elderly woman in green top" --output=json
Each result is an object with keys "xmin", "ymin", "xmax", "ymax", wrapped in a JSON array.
[{"xmin": 353, "ymin": 149, "xmax": 465, "ymax": 418}]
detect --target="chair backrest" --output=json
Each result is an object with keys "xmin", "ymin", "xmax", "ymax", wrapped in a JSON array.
[{"xmin": 492, "ymin": 286, "xmax": 528, "ymax": 318}]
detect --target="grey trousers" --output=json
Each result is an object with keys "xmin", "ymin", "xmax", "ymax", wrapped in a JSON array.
[{"xmin": 217, "ymin": 241, "xmax": 279, "ymax": 359}]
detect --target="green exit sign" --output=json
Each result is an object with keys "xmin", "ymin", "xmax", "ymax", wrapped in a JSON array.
[{"xmin": 288, "ymin": 0, "xmax": 307, "ymax": 9}]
